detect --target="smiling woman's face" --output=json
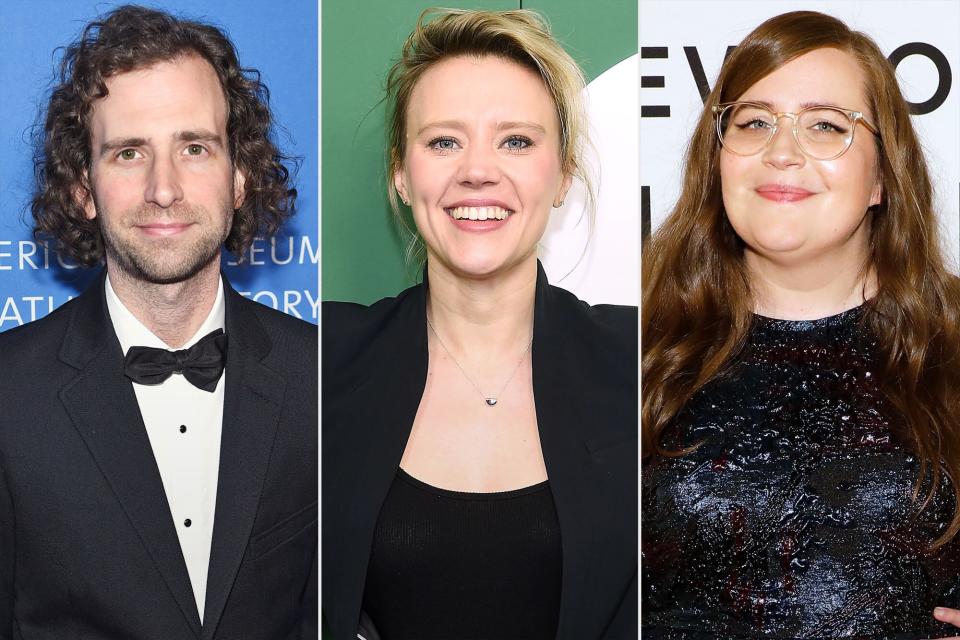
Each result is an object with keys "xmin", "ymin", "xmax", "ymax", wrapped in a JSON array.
[
  {"xmin": 719, "ymin": 47, "xmax": 882, "ymax": 269},
  {"xmin": 394, "ymin": 54, "xmax": 571, "ymax": 280}
]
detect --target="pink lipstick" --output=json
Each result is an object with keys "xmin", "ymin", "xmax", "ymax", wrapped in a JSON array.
[{"xmin": 755, "ymin": 184, "xmax": 815, "ymax": 203}]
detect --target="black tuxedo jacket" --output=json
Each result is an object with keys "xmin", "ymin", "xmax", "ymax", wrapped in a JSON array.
[
  {"xmin": 322, "ymin": 264, "xmax": 638, "ymax": 639},
  {"xmin": 0, "ymin": 272, "xmax": 317, "ymax": 639}
]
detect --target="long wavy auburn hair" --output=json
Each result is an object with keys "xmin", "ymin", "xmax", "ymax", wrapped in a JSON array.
[
  {"xmin": 642, "ymin": 11, "xmax": 960, "ymax": 547},
  {"xmin": 31, "ymin": 5, "xmax": 296, "ymax": 266}
]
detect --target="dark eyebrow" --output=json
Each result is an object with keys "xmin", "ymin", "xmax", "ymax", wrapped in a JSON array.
[
  {"xmin": 175, "ymin": 130, "xmax": 224, "ymax": 146},
  {"xmin": 99, "ymin": 137, "xmax": 148, "ymax": 157},
  {"xmin": 99, "ymin": 130, "xmax": 225, "ymax": 158}
]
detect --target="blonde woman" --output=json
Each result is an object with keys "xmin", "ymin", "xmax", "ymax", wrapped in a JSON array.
[{"xmin": 323, "ymin": 9, "xmax": 637, "ymax": 640}]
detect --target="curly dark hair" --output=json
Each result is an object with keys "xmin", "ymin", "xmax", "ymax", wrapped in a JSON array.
[{"xmin": 31, "ymin": 4, "xmax": 296, "ymax": 266}]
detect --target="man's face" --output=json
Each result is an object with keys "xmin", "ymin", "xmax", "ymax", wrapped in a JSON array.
[{"xmin": 85, "ymin": 54, "xmax": 245, "ymax": 285}]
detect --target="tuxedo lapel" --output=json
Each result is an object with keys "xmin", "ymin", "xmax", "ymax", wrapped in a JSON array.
[
  {"xmin": 201, "ymin": 286, "xmax": 285, "ymax": 639},
  {"xmin": 57, "ymin": 273, "xmax": 202, "ymax": 637}
]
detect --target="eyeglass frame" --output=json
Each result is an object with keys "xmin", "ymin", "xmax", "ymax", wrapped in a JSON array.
[{"xmin": 711, "ymin": 101, "xmax": 880, "ymax": 161}]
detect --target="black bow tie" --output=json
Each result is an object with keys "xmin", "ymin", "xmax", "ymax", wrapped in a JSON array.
[{"xmin": 123, "ymin": 329, "xmax": 228, "ymax": 392}]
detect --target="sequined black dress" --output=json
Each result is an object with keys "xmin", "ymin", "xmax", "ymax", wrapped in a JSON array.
[{"xmin": 642, "ymin": 306, "xmax": 960, "ymax": 639}]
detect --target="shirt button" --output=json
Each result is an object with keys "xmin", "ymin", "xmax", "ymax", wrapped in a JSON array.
[
  {"xmin": 184, "ymin": 519, "xmax": 192, "ymax": 527},
  {"xmin": 180, "ymin": 425, "xmax": 187, "ymax": 433}
]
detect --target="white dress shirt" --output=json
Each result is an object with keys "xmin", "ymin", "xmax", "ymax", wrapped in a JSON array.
[{"xmin": 105, "ymin": 275, "xmax": 225, "ymax": 623}]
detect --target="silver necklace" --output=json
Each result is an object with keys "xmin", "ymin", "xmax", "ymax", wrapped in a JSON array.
[{"xmin": 426, "ymin": 315, "xmax": 533, "ymax": 407}]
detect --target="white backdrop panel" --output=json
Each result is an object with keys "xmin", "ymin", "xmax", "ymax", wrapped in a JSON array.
[{"xmin": 542, "ymin": 54, "xmax": 640, "ymax": 306}]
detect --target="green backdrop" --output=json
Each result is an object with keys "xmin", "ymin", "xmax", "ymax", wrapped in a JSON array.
[{"xmin": 321, "ymin": 0, "xmax": 638, "ymax": 304}]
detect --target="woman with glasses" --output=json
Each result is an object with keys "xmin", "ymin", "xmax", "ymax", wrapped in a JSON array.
[{"xmin": 642, "ymin": 10, "xmax": 960, "ymax": 639}]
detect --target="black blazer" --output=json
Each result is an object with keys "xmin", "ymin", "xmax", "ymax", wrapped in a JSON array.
[
  {"xmin": 0, "ymin": 272, "xmax": 317, "ymax": 640},
  {"xmin": 322, "ymin": 263, "xmax": 638, "ymax": 639}
]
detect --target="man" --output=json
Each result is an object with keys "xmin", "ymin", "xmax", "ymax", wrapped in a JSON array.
[{"xmin": 0, "ymin": 6, "xmax": 317, "ymax": 639}]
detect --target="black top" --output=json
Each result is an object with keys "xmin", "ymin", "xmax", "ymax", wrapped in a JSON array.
[
  {"xmin": 362, "ymin": 468, "xmax": 562, "ymax": 639},
  {"xmin": 322, "ymin": 262, "xmax": 637, "ymax": 640},
  {"xmin": 642, "ymin": 306, "xmax": 960, "ymax": 639}
]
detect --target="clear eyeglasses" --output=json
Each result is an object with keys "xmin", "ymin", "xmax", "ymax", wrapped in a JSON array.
[{"xmin": 712, "ymin": 101, "xmax": 879, "ymax": 160}]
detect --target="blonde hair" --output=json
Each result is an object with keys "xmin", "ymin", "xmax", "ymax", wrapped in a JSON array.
[{"xmin": 384, "ymin": 7, "xmax": 594, "ymax": 266}]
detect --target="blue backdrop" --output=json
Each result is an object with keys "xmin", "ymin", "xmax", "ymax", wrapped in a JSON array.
[{"xmin": 0, "ymin": 0, "xmax": 318, "ymax": 331}]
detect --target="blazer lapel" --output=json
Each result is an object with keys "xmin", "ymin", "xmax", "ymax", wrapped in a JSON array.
[
  {"xmin": 529, "ymin": 264, "xmax": 600, "ymax": 640},
  {"xmin": 326, "ymin": 262, "xmax": 634, "ymax": 637},
  {"xmin": 201, "ymin": 285, "xmax": 285, "ymax": 639},
  {"xmin": 58, "ymin": 273, "xmax": 202, "ymax": 637},
  {"xmin": 327, "ymin": 282, "xmax": 429, "ymax": 634}
]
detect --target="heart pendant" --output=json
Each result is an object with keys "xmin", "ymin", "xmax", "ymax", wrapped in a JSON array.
[{"xmin": 485, "ymin": 398, "xmax": 498, "ymax": 406}]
